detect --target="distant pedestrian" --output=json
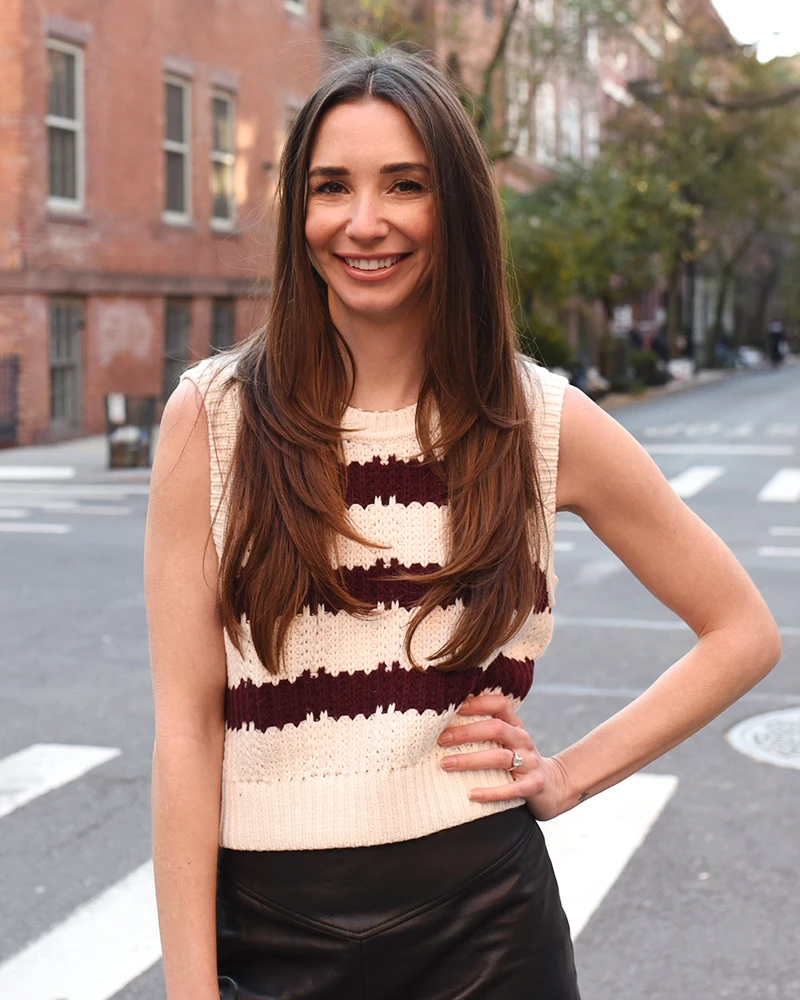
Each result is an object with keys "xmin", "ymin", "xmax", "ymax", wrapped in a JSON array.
[
  {"xmin": 767, "ymin": 319, "xmax": 787, "ymax": 366},
  {"xmin": 145, "ymin": 49, "xmax": 781, "ymax": 1000}
]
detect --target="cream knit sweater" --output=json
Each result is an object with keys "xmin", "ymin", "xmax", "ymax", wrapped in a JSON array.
[{"xmin": 181, "ymin": 355, "xmax": 568, "ymax": 851}]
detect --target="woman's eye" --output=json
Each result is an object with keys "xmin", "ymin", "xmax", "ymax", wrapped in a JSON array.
[
  {"xmin": 393, "ymin": 179, "xmax": 424, "ymax": 193},
  {"xmin": 312, "ymin": 180, "xmax": 346, "ymax": 195}
]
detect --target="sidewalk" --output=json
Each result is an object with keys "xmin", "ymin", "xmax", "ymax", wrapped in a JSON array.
[{"xmin": 0, "ymin": 433, "xmax": 155, "ymax": 484}]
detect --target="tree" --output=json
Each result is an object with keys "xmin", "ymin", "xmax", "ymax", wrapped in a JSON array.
[{"xmin": 505, "ymin": 152, "xmax": 697, "ymax": 372}]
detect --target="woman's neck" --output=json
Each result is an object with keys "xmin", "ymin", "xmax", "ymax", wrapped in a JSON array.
[{"xmin": 331, "ymin": 298, "xmax": 428, "ymax": 412}]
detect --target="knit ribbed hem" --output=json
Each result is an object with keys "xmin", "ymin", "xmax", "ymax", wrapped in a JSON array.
[{"xmin": 219, "ymin": 761, "xmax": 525, "ymax": 850}]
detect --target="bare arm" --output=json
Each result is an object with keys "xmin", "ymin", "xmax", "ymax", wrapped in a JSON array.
[
  {"xmin": 549, "ymin": 385, "xmax": 782, "ymax": 811},
  {"xmin": 145, "ymin": 378, "xmax": 227, "ymax": 1000}
]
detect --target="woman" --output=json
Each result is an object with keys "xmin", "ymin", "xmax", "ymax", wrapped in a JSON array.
[{"xmin": 145, "ymin": 50, "xmax": 781, "ymax": 1000}]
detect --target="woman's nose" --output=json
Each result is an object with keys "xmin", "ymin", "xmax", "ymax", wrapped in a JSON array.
[{"xmin": 345, "ymin": 195, "xmax": 390, "ymax": 241}]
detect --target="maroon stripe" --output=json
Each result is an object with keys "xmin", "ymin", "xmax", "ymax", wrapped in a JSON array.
[
  {"xmin": 346, "ymin": 455, "xmax": 447, "ymax": 507},
  {"xmin": 226, "ymin": 654, "xmax": 534, "ymax": 732},
  {"xmin": 304, "ymin": 562, "xmax": 549, "ymax": 616}
]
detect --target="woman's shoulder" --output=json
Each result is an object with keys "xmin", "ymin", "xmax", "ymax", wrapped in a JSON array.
[
  {"xmin": 515, "ymin": 354, "xmax": 570, "ymax": 428},
  {"xmin": 180, "ymin": 349, "xmax": 241, "ymax": 397}
]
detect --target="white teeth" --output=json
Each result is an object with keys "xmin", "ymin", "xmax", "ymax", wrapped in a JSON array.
[{"xmin": 344, "ymin": 255, "xmax": 403, "ymax": 271}]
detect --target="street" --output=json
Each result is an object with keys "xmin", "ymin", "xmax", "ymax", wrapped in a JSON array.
[{"xmin": 0, "ymin": 363, "xmax": 798, "ymax": 1000}]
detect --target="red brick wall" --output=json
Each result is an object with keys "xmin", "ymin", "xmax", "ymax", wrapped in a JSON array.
[{"xmin": 1, "ymin": 0, "xmax": 321, "ymax": 443}]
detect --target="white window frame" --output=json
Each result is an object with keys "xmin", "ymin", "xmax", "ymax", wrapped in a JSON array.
[
  {"xmin": 210, "ymin": 89, "xmax": 236, "ymax": 231},
  {"xmin": 163, "ymin": 75, "xmax": 192, "ymax": 225},
  {"xmin": 46, "ymin": 38, "xmax": 85, "ymax": 214}
]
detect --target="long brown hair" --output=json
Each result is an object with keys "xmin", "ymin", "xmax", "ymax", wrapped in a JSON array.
[{"xmin": 219, "ymin": 49, "xmax": 547, "ymax": 675}]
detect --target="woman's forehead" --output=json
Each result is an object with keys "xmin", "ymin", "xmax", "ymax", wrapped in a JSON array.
[{"xmin": 309, "ymin": 100, "xmax": 428, "ymax": 167}]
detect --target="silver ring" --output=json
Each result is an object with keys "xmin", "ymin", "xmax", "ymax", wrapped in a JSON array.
[{"xmin": 509, "ymin": 750, "xmax": 524, "ymax": 771}]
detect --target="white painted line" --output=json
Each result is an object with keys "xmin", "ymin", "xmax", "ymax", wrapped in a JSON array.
[
  {"xmin": 685, "ymin": 421, "xmax": 721, "ymax": 437},
  {"xmin": 0, "ymin": 484, "xmax": 149, "ymax": 498},
  {"xmin": 758, "ymin": 546, "xmax": 800, "ymax": 558},
  {"xmin": 0, "ymin": 861, "xmax": 160, "ymax": 1000},
  {"xmin": 543, "ymin": 773, "xmax": 679, "ymax": 939},
  {"xmin": 552, "ymin": 614, "xmax": 800, "ymax": 638},
  {"xmin": 0, "ymin": 466, "xmax": 76, "ymax": 481},
  {"xmin": 553, "ymin": 613, "xmax": 689, "ymax": 632},
  {"xmin": 758, "ymin": 469, "xmax": 800, "ymax": 503},
  {"xmin": 554, "ymin": 540, "xmax": 576, "ymax": 552},
  {"xmin": 556, "ymin": 520, "xmax": 590, "ymax": 532},
  {"xmin": 766, "ymin": 424, "xmax": 799, "ymax": 437},
  {"xmin": 668, "ymin": 465, "xmax": 725, "ymax": 499},
  {"xmin": 0, "ymin": 744, "xmax": 121, "ymax": 821},
  {"xmin": 0, "ymin": 522, "xmax": 72, "ymax": 534},
  {"xmin": 576, "ymin": 558, "xmax": 625, "ymax": 586},
  {"xmin": 647, "ymin": 444, "xmax": 793, "ymax": 457},
  {"xmin": 724, "ymin": 422, "xmax": 755, "ymax": 438},
  {"xmin": 769, "ymin": 526, "xmax": 800, "ymax": 537},
  {"xmin": 643, "ymin": 423, "xmax": 685, "ymax": 437},
  {"xmin": 0, "ymin": 508, "xmax": 28, "ymax": 518}
]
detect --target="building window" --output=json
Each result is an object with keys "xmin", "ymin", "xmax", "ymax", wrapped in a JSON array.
[
  {"xmin": 535, "ymin": 82, "xmax": 557, "ymax": 165},
  {"xmin": 564, "ymin": 99, "xmax": 582, "ymax": 161},
  {"xmin": 163, "ymin": 299, "xmax": 191, "ymax": 400},
  {"xmin": 164, "ymin": 77, "xmax": 191, "ymax": 223},
  {"xmin": 211, "ymin": 92, "xmax": 236, "ymax": 228},
  {"xmin": 46, "ymin": 40, "xmax": 84, "ymax": 211},
  {"xmin": 50, "ymin": 298, "xmax": 84, "ymax": 431},
  {"xmin": 211, "ymin": 299, "xmax": 236, "ymax": 351}
]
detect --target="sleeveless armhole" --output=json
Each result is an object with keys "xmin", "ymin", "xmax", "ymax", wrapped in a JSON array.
[
  {"xmin": 178, "ymin": 353, "xmax": 241, "ymax": 561},
  {"xmin": 518, "ymin": 357, "xmax": 569, "ymax": 607}
]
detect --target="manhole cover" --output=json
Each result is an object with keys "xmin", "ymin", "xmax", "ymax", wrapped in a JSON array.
[{"xmin": 726, "ymin": 708, "xmax": 800, "ymax": 770}]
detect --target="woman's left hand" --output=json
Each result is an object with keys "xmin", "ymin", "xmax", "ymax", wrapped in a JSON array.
[{"xmin": 438, "ymin": 693, "xmax": 570, "ymax": 821}]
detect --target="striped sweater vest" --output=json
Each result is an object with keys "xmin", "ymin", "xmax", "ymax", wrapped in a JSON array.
[{"xmin": 181, "ymin": 354, "xmax": 568, "ymax": 850}]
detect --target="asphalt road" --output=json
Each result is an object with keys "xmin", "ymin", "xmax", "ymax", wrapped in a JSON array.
[{"xmin": 0, "ymin": 363, "xmax": 798, "ymax": 1000}]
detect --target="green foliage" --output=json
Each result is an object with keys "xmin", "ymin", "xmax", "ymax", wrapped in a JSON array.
[
  {"xmin": 629, "ymin": 348, "xmax": 668, "ymax": 386},
  {"xmin": 504, "ymin": 156, "xmax": 696, "ymax": 320},
  {"xmin": 516, "ymin": 310, "xmax": 574, "ymax": 370}
]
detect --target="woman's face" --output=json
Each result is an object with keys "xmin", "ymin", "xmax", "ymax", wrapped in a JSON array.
[{"xmin": 305, "ymin": 98, "xmax": 435, "ymax": 325}]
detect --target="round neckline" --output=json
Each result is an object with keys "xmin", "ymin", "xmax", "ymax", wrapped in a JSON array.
[{"xmin": 341, "ymin": 399, "xmax": 419, "ymax": 440}]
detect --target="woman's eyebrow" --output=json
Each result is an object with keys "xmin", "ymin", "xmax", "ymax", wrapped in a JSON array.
[{"xmin": 307, "ymin": 162, "xmax": 430, "ymax": 179}]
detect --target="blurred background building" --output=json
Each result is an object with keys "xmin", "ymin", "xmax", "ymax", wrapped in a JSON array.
[{"xmin": 0, "ymin": 0, "xmax": 321, "ymax": 444}]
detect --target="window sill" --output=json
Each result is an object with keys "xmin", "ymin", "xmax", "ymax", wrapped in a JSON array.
[
  {"xmin": 48, "ymin": 206, "xmax": 90, "ymax": 225},
  {"xmin": 162, "ymin": 213, "xmax": 196, "ymax": 230},
  {"xmin": 210, "ymin": 219, "xmax": 237, "ymax": 236}
]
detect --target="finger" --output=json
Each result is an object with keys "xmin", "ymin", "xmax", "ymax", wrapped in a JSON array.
[
  {"xmin": 440, "ymin": 748, "xmax": 520, "ymax": 772},
  {"xmin": 459, "ymin": 694, "xmax": 523, "ymax": 727},
  {"xmin": 468, "ymin": 780, "xmax": 534, "ymax": 802},
  {"xmin": 438, "ymin": 718, "xmax": 534, "ymax": 750}
]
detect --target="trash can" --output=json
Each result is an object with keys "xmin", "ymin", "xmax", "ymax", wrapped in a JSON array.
[{"xmin": 105, "ymin": 394, "xmax": 157, "ymax": 469}]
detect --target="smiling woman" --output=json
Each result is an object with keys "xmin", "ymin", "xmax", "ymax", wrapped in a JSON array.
[{"xmin": 145, "ymin": 47, "xmax": 781, "ymax": 1000}]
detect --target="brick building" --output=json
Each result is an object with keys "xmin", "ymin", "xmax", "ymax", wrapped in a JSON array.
[{"xmin": 0, "ymin": 0, "xmax": 322, "ymax": 445}]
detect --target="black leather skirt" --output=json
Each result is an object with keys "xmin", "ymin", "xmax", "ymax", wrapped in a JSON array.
[{"xmin": 216, "ymin": 805, "xmax": 580, "ymax": 1000}]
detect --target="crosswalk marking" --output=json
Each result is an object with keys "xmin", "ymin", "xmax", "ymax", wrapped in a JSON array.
[
  {"xmin": 769, "ymin": 526, "xmax": 800, "ymax": 537},
  {"xmin": 767, "ymin": 424, "xmax": 800, "ymax": 437},
  {"xmin": 576, "ymin": 558, "xmax": 624, "ymax": 586},
  {"xmin": 643, "ymin": 423, "xmax": 799, "ymax": 439},
  {"xmin": 0, "ymin": 861, "xmax": 160, "ymax": 1000},
  {"xmin": 0, "ymin": 508, "xmax": 27, "ymax": 518},
  {"xmin": 554, "ymin": 540, "xmax": 576, "ymax": 552},
  {"xmin": 758, "ymin": 546, "xmax": 800, "ymax": 558},
  {"xmin": 543, "ymin": 773, "xmax": 679, "ymax": 939},
  {"xmin": 647, "ymin": 444, "xmax": 793, "ymax": 457},
  {"xmin": 758, "ymin": 469, "xmax": 800, "ymax": 503},
  {"xmin": 0, "ymin": 522, "xmax": 72, "ymax": 534},
  {"xmin": 668, "ymin": 465, "xmax": 725, "ymax": 498},
  {"xmin": 0, "ymin": 744, "xmax": 121, "ymax": 821},
  {"xmin": 0, "ymin": 466, "xmax": 76, "ymax": 481}
]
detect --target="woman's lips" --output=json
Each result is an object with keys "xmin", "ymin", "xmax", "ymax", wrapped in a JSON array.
[{"xmin": 334, "ymin": 253, "xmax": 412, "ymax": 281}]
